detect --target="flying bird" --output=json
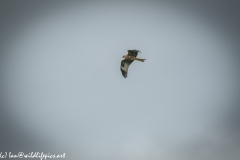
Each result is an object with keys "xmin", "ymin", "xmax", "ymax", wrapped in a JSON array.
[{"xmin": 120, "ymin": 49, "xmax": 146, "ymax": 78}]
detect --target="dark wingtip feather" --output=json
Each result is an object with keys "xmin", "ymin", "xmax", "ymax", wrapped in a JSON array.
[{"xmin": 120, "ymin": 68, "xmax": 127, "ymax": 78}]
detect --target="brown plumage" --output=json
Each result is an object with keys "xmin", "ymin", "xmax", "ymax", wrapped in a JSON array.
[{"xmin": 120, "ymin": 50, "xmax": 146, "ymax": 78}]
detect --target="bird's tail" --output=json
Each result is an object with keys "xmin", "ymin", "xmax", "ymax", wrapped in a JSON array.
[{"xmin": 135, "ymin": 58, "xmax": 146, "ymax": 62}]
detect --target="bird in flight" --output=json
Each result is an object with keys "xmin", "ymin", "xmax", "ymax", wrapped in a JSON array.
[{"xmin": 120, "ymin": 49, "xmax": 146, "ymax": 78}]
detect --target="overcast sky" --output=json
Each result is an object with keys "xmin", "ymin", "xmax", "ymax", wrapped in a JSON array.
[{"xmin": 0, "ymin": 0, "xmax": 240, "ymax": 160}]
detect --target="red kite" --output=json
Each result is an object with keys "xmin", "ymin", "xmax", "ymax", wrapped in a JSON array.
[{"xmin": 120, "ymin": 50, "xmax": 146, "ymax": 78}]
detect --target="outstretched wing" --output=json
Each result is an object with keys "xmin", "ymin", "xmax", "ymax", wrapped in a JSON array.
[
  {"xmin": 127, "ymin": 49, "xmax": 141, "ymax": 58},
  {"xmin": 120, "ymin": 59, "xmax": 134, "ymax": 78}
]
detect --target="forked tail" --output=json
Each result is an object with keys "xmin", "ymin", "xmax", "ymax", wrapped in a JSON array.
[{"xmin": 135, "ymin": 58, "xmax": 146, "ymax": 62}]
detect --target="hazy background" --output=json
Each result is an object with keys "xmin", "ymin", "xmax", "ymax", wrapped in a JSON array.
[{"xmin": 0, "ymin": 0, "xmax": 240, "ymax": 160}]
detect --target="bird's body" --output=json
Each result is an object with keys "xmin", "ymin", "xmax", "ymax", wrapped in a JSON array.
[
  {"xmin": 120, "ymin": 49, "xmax": 146, "ymax": 78},
  {"xmin": 123, "ymin": 55, "xmax": 145, "ymax": 62}
]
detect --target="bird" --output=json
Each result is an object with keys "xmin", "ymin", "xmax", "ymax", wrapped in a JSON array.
[{"xmin": 120, "ymin": 49, "xmax": 146, "ymax": 78}]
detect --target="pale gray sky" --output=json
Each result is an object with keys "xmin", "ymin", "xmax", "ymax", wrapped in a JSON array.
[{"xmin": 0, "ymin": 0, "xmax": 240, "ymax": 160}]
